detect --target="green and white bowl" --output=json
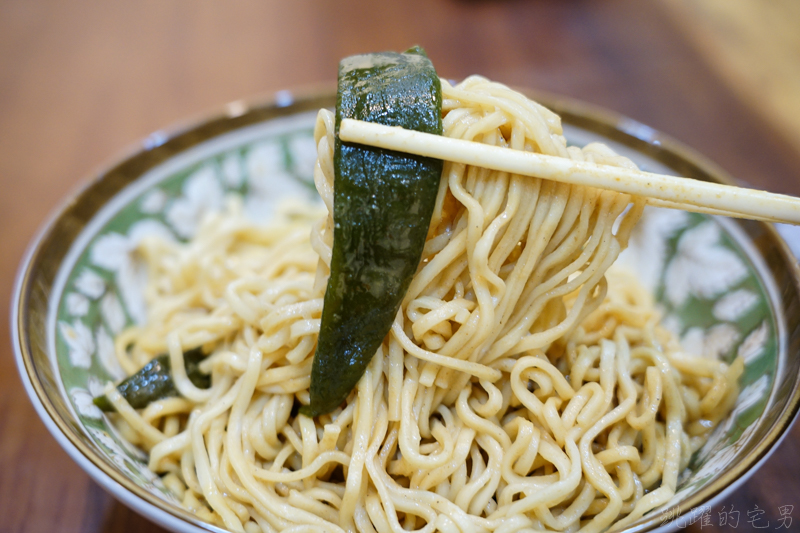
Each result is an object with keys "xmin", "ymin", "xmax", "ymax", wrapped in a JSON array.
[{"xmin": 12, "ymin": 90, "xmax": 800, "ymax": 533}]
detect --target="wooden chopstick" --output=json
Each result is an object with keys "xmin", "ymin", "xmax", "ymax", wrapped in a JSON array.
[
  {"xmin": 643, "ymin": 198, "xmax": 782, "ymax": 223},
  {"xmin": 339, "ymin": 119, "xmax": 800, "ymax": 225}
]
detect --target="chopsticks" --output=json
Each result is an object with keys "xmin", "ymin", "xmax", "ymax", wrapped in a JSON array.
[{"xmin": 339, "ymin": 119, "xmax": 800, "ymax": 225}]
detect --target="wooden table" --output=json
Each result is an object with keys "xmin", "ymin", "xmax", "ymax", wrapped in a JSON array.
[{"xmin": 3, "ymin": 1, "xmax": 800, "ymax": 531}]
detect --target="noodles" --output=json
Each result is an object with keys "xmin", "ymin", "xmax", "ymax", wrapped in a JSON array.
[{"xmin": 105, "ymin": 76, "xmax": 741, "ymax": 532}]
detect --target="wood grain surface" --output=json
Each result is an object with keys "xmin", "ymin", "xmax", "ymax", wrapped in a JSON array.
[
  {"xmin": 2, "ymin": 1, "xmax": 800, "ymax": 532},
  {"xmin": 660, "ymin": 0, "xmax": 800, "ymax": 155}
]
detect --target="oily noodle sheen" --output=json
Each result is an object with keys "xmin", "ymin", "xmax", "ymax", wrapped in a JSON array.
[{"xmin": 106, "ymin": 76, "xmax": 743, "ymax": 533}]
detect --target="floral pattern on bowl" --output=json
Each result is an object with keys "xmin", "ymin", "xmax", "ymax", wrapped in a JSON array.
[{"xmin": 53, "ymin": 113, "xmax": 321, "ymax": 502}]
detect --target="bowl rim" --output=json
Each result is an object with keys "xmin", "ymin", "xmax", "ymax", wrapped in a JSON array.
[{"xmin": 12, "ymin": 86, "xmax": 800, "ymax": 533}]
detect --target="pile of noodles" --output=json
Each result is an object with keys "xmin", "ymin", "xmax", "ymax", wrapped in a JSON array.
[{"xmin": 104, "ymin": 76, "xmax": 742, "ymax": 533}]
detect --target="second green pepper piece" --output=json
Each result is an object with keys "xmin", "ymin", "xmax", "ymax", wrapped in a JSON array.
[{"xmin": 93, "ymin": 348, "xmax": 210, "ymax": 412}]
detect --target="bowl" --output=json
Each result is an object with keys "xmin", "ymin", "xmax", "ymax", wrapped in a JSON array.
[{"xmin": 12, "ymin": 89, "xmax": 800, "ymax": 533}]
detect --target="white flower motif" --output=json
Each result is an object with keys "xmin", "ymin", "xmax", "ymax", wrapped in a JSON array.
[
  {"xmin": 96, "ymin": 325, "xmax": 126, "ymax": 380},
  {"xmin": 692, "ymin": 376, "xmax": 768, "ymax": 471},
  {"xmin": 88, "ymin": 426, "xmax": 122, "ymax": 453},
  {"xmin": 100, "ymin": 292, "xmax": 126, "ymax": 334},
  {"xmin": 132, "ymin": 459, "xmax": 159, "ymax": 484},
  {"xmin": 663, "ymin": 221, "xmax": 749, "ymax": 307},
  {"xmin": 247, "ymin": 140, "xmax": 285, "ymax": 178},
  {"xmin": 165, "ymin": 165, "xmax": 224, "ymax": 238},
  {"xmin": 65, "ymin": 292, "xmax": 89, "ymax": 317},
  {"xmin": 127, "ymin": 218, "xmax": 176, "ymax": 245},
  {"xmin": 58, "ymin": 319, "xmax": 94, "ymax": 368},
  {"xmin": 737, "ymin": 321, "xmax": 769, "ymax": 364},
  {"xmin": 73, "ymin": 268, "xmax": 106, "ymax": 299},
  {"xmin": 680, "ymin": 327, "xmax": 706, "ymax": 357},
  {"xmin": 94, "ymin": 407, "xmax": 149, "ymax": 461},
  {"xmin": 70, "ymin": 387, "xmax": 103, "ymax": 419},
  {"xmin": 732, "ymin": 374, "xmax": 770, "ymax": 421},
  {"xmin": 703, "ymin": 323, "xmax": 741, "ymax": 360},
  {"xmin": 119, "ymin": 264, "xmax": 147, "ymax": 326},
  {"xmin": 244, "ymin": 140, "xmax": 310, "ymax": 223},
  {"xmin": 288, "ymin": 134, "xmax": 318, "ymax": 180},
  {"xmin": 88, "ymin": 427, "xmax": 135, "ymax": 472},
  {"xmin": 140, "ymin": 189, "xmax": 167, "ymax": 214},
  {"xmin": 680, "ymin": 323, "xmax": 740, "ymax": 359},
  {"xmin": 617, "ymin": 207, "xmax": 690, "ymax": 294},
  {"xmin": 90, "ymin": 219, "xmax": 174, "ymax": 325},
  {"xmin": 87, "ymin": 375, "xmax": 106, "ymax": 397},
  {"xmin": 222, "ymin": 151, "xmax": 243, "ymax": 187},
  {"xmin": 89, "ymin": 232, "xmax": 130, "ymax": 271},
  {"xmin": 694, "ymin": 421, "xmax": 728, "ymax": 466},
  {"xmin": 713, "ymin": 289, "xmax": 759, "ymax": 322},
  {"xmin": 692, "ymin": 421, "xmax": 758, "ymax": 483},
  {"xmin": 660, "ymin": 313, "xmax": 682, "ymax": 339}
]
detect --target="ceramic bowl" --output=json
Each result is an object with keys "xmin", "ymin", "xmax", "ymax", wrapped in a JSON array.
[{"xmin": 12, "ymin": 89, "xmax": 800, "ymax": 533}]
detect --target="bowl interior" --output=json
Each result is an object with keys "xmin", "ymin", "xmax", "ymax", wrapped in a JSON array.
[{"xmin": 16, "ymin": 93, "xmax": 800, "ymax": 532}]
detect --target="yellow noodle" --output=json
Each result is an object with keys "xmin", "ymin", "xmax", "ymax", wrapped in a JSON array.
[{"xmin": 105, "ymin": 76, "xmax": 740, "ymax": 532}]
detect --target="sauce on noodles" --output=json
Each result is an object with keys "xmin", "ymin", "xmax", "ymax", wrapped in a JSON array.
[{"xmin": 102, "ymin": 76, "xmax": 742, "ymax": 533}]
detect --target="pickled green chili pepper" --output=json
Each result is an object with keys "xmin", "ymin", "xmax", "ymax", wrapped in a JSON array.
[
  {"xmin": 301, "ymin": 47, "xmax": 443, "ymax": 417},
  {"xmin": 93, "ymin": 348, "xmax": 210, "ymax": 412}
]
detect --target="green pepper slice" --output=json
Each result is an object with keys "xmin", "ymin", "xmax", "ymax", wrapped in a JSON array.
[
  {"xmin": 93, "ymin": 348, "xmax": 210, "ymax": 412},
  {"xmin": 302, "ymin": 47, "xmax": 443, "ymax": 417}
]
